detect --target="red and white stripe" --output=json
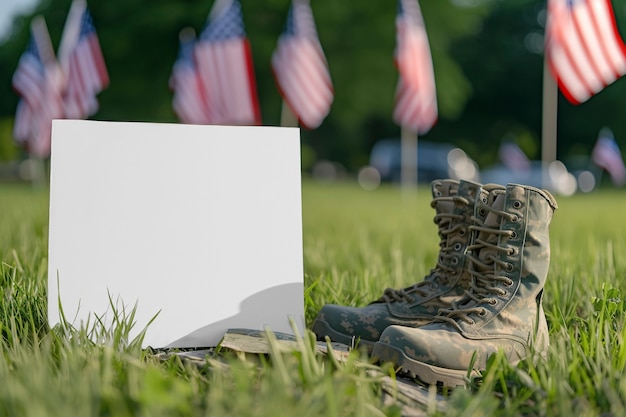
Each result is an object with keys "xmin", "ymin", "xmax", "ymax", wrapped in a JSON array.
[
  {"xmin": 170, "ymin": 32, "xmax": 211, "ymax": 125},
  {"xmin": 194, "ymin": 0, "xmax": 261, "ymax": 125},
  {"xmin": 271, "ymin": 0, "xmax": 333, "ymax": 129},
  {"xmin": 64, "ymin": 35, "xmax": 108, "ymax": 118},
  {"xmin": 546, "ymin": 0, "xmax": 626, "ymax": 104},
  {"xmin": 195, "ymin": 39, "xmax": 260, "ymax": 125},
  {"xmin": 58, "ymin": 0, "xmax": 109, "ymax": 119},
  {"xmin": 393, "ymin": 0, "xmax": 437, "ymax": 134},
  {"xmin": 12, "ymin": 55, "xmax": 46, "ymax": 110},
  {"xmin": 12, "ymin": 19, "xmax": 65, "ymax": 158}
]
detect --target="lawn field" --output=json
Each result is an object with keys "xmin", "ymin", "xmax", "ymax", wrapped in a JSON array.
[{"xmin": 1, "ymin": 180, "xmax": 626, "ymax": 416}]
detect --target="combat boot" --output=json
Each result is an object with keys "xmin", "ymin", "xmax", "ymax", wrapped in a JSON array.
[
  {"xmin": 372, "ymin": 183, "xmax": 558, "ymax": 387},
  {"xmin": 312, "ymin": 179, "xmax": 489, "ymax": 350}
]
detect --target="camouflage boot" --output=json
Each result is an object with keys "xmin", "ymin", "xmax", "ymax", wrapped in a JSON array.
[
  {"xmin": 311, "ymin": 179, "xmax": 487, "ymax": 350},
  {"xmin": 372, "ymin": 183, "xmax": 558, "ymax": 387}
]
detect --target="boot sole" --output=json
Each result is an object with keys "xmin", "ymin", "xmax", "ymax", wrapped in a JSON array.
[
  {"xmin": 311, "ymin": 318, "xmax": 376, "ymax": 352},
  {"xmin": 371, "ymin": 341, "xmax": 478, "ymax": 388}
]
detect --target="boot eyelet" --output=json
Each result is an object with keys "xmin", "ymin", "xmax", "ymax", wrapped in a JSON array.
[
  {"xmin": 451, "ymin": 257, "xmax": 459, "ymax": 265},
  {"xmin": 505, "ymin": 263, "xmax": 514, "ymax": 272},
  {"xmin": 512, "ymin": 201, "xmax": 523, "ymax": 209},
  {"xmin": 510, "ymin": 215, "xmax": 519, "ymax": 222},
  {"xmin": 467, "ymin": 319, "xmax": 475, "ymax": 325},
  {"xmin": 481, "ymin": 196, "xmax": 487, "ymax": 203},
  {"xmin": 479, "ymin": 208, "xmax": 486, "ymax": 216},
  {"xmin": 454, "ymin": 243, "xmax": 463, "ymax": 251},
  {"xmin": 488, "ymin": 299, "xmax": 497, "ymax": 306},
  {"xmin": 459, "ymin": 229, "xmax": 466, "ymax": 236},
  {"xmin": 507, "ymin": 248, "xmax": 515, "ymax": 256},
  {"xmin": 504, "ymin": 278, "xmax": 513, "ymax": 286},
  {"xmin": 478, "ymin": 308, "xmax": 487, "ymax": 317},
  {"xmin": 499, "ymin": 290, "xmax": 508, "ymax": 297},
  {"xmin": 510, "ymin": 231, "xmax": 518, "ymax": 239}
]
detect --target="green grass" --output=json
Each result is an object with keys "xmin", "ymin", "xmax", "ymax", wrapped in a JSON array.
[{"xmin": 2, "ymin": 180, "xmax": 626, "ymax": 416}]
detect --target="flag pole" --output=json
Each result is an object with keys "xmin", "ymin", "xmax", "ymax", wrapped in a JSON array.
[
  {"xmin": 280, "ymin": 101, "xmax": 299, "ymax": 127},
  {"xmin": 400, "ymin": 125, "xmax": 418, "ymax": 191},
  {"xmin": 31, "ymin": 17, "xmax": 57, "ymax": 64},
  {"xmin": 541, "ymin": 53, "xmax": 558, "ymax": 188},
  {"xmin": 58, "ymin": 0, "xmax": 86, "ymax": 74}
]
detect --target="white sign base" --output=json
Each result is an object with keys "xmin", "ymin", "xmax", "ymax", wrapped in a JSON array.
[{"xmin": 48, "ymin": 120, "xmax": 304, "ymax": 348}]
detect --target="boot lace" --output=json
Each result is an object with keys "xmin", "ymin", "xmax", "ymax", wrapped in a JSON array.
[
  {"xmin": 378, "ymin": 195, "xmax": 469, "ymax": 304},
  {"xmin": 436, "ymin": 201, "xmax": 517, "ymax": 324}
]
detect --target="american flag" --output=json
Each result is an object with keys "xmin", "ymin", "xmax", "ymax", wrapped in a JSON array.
[
  {"xmin": 592, "ymin": 128, "xmax": 625, "ymax": 186},
  {"xmin": 499, "ymin": 141, "xmax": 530, "ymax": 171},
  {"xmin": 271, "ymin": 0, "xmax": 333, "ymax": 129},
  {"xmin": 170, "ymin": 29, "xmax": 211, "ymax": 124},
  {"xmin": 194, "ymin": 0, "xmax": 261, "ymax": 125},
  {"xmin": 393, "ymin": 0, "xmax": 437, "ymax": 134},
  {"xmin": 12, "ymin": 24, "xmax": 64, "ymax": 158},
  {"xmin": 58, "ymin": 0, "xmax": 109, "ymax": 119},
  {"xmin": 546, "ymin": 0, "xmax": 626, "ymax": 104}
]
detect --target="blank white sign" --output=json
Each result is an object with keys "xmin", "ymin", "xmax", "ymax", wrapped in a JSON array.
[{"xmin": 48, "ymin": 120, "xmax": 304, "ymax": 348}]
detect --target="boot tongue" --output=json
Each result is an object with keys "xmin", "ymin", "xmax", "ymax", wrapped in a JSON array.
[
  {"xmin": 475, "ymin": 191, "xmax": 506, "ymax": 272},
  {"xmin": 379, "ymin": 180, "xmax": 459, "ymax": 303}
]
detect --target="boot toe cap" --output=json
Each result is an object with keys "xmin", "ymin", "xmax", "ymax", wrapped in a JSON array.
[
  {"xmin": 375, "ymin": 323, "xmax": 531, "ymax": 372},
  {"xmin": 376, "ymin": 324, "xmax": 483, "ymax": 370}
]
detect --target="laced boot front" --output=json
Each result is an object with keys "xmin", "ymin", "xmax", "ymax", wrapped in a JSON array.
[
  {"xmin": 312, "ymin": 179, "xmax": 485, "ymax": 350},
  {"xmin": 372, "ymin": 183, "xmax": 558, "ymax": 386}
]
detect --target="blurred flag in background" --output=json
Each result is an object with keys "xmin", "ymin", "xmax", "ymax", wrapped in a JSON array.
[
  {"xmin": 545, "ymin": 0, "xmax": 626, "ymax": 104},
  {"xmin": 170, "ymin": 28, "xmax": 211, "ymax": 124},
  {"xmin": 393, "ymin": 0, "xmax": 437, "ymax": 134},
  {"xmin": 194, "ymin": 0, "xmax": 261, "ymax": 125},
  {"xmin": 12, "ymin": 19, "xmax": 64, "ymax": 158},
  {"xmin": 591, "ymin": 127, "xmax": 625, "ymax": 186},
  {"xmin": 271, "ymin": 0, "xmax": 333, "ymax": 129},
  {"xmin": 499, "ymin": 141, "xmax": 531, "ymax": 171},
  {"xmin": 58, "ymin": 0, "xmax": 109, "ymax": 119}
]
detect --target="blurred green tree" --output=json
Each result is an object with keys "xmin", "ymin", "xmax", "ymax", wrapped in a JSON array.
[
  {"xmin": 0, "ymin": 0, "xmax": 491, "ymax": 167},
  {"xmin": 4, "ymin": 0, "xmax": 626, "ymax": 171}
]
